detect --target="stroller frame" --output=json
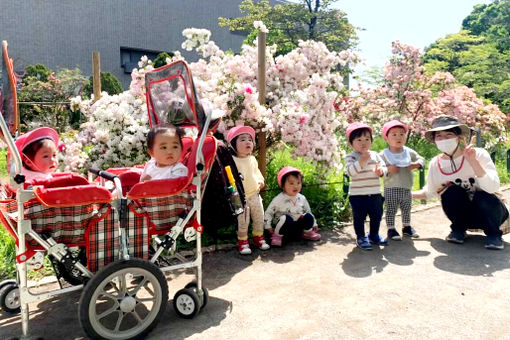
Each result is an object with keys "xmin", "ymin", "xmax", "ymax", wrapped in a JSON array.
[{"xmin": 0, "ymin": 42, "xmax": 215, "ymax": 339}]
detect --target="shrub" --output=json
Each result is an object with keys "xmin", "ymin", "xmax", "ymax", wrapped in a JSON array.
[
  {"xmin": 18, "ymin": 66, "xmax": 88, "ymax": 133},
  {"xmin": 23, "ymin": 63, "xmax": 51, "ymax": 82},
  {"xmin": 153, "ymin": 52, "xmax": 175, "ymax": 68},
  {"xmin": 82, "ymin": 71, "xmax": 123, "ymax": 99}
]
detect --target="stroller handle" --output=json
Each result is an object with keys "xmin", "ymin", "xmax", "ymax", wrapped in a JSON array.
[{"xmin": 88, "ymin": 169, "xmax": 117, "ymax": 182}]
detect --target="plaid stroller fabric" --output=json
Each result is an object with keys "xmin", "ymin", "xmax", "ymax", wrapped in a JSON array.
[
  {"xmin": 131, "ymin": 191, "xmax": 193, "ymax": 234},
  {"xmin": 87, "ymin": 205, "xmax": 148, "ymax": 273},
  {"xmin": 24, "ymin": 199, "xmax": 104, "ymax": 246}
]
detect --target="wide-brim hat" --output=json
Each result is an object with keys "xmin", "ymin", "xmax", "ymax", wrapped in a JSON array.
[
  {"xmin": 227, "ymin": 125, "xmax": 255, "ymax": 145},
  {"xmin": 277, "ymin": 166, "xmax": 302, "ymax": 187},
  {"xmin": 424, "ymin": 115, "xmax": 471, "ymax": 142}
]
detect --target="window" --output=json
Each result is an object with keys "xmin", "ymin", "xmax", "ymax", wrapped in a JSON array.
[{"xmin": 120, "ymin": 47, "xmax": 161, "ymax": 74}]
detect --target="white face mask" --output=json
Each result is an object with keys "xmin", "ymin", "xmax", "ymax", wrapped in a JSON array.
[{"xmin": 435, "ymin": 138, "xmax": 458, "ymax": 155}]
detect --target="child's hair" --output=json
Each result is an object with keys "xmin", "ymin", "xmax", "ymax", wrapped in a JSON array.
[
  {"xmin": 348, "ymin": 128, "xmax": 373, "ymax": 144},
  {"xmin": 146, "ymin": 124, "xmax": 184, "ymax": 151},
  {"xmin": 432, "ymin": 127, "xmax": 462, "ymax": 140},
  {"xmin": 281, "ymin": 171, "xmax": 303, "ymax": 188},
  {"xmin": 22, "ymin": 138, "xmax": 53, "ymax": 170}
]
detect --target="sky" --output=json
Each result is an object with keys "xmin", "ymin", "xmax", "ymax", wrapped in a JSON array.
[{"xmin": 332, "ymin": 0, "xmax": 492, "ymax": 80}]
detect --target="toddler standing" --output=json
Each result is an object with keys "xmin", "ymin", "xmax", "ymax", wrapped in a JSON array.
[
  {"xmin": 345, "ymin": 122, "xmax": 388, "ymax": 250},
  {"xmin": 140, "ymin": 124, "xmax": 188, "ymax": 181},
  {"xmin": 15, "ymin": 127, "xmax": 59, "ymax": 182},
  {"xmin": 227, "ymin": 126, "xmax": 270, "ymax": 255},
  {"xmin": 264, "ymin": 166, "xmax": 321, "ymax": 246},
  {"xmin": 380, "ymin": 120, "xmax": 424, "ymax": 240}
]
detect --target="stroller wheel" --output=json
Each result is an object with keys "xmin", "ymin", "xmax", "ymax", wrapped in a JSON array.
[
  {"xmin": 184, "ymin": 281, "xmax": 209, "ymax": 309},
  {"xmin": 0, "ymin": 282, "xmax": 20, "ymax": 314},
  {"xmin": 0, "ymin": 279, "xmax": 16, "ymax": 291},
  {"xmin": 173, "ymin": 288, "xmax": 200, "ymax": 319},
  {"xmin": 79, "ymin": 259, "xmax": 168, "ymax": 340}
]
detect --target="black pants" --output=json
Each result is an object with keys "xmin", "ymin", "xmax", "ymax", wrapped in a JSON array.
[
  {"xmin": 349, "ymin": 194, "xmax": 384, "ymax": 238},
  {"xmin": 277, "ymin": 213, "xmax": 315, "ymax": 240},
  {"xmin": 441, "ymin": 185, "xmax": 508, "ymax": 237}
]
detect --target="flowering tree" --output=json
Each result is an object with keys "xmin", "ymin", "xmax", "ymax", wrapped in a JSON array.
[
  {"xmin": 337, "ymin": 41, "xmax": 507, "ymax": 148},
  {"xmin": 67, "ymin": 24, "xmax": 358, "ymax": 172}
]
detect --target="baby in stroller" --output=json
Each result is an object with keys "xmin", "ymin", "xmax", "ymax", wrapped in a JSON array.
[
  {"xmin": 140, "ymin": 124, "xmax": 188, "ymax": 181},
  {"xmin": 14, "ymin": 127, "xmax": 59, "ymax": 183}
]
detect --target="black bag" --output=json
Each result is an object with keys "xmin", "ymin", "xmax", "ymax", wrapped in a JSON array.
[{"xmin": 201, "ymin": 141, "xmax": 245, "ymax": 240}]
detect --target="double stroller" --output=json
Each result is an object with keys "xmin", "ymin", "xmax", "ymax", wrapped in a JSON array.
[{"xmin": 0, "ymin": 41, "xmax": 244, "ymax": 339}]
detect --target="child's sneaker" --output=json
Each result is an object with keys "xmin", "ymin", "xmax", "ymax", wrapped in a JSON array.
[
  {"xmin": 238, "ymin": 239, "xmax": 252, "ymax": 255},
  {"xmin": 402, "ymin": 226, "xmax": 419, "ymax": 238},
  {"xmin": 253, "ymin": 235, "xmax": 270, "ymax": 250},
  {"xmin": 387, "ymin": 228, "xmax": 402, "ymax": 241},
  {"xmin": 369, "ymin": 234, "xmax": 389, "ymax": 246},
  {"xmin": 356, "ymin": 236, "xmax": 373, "ymax": 250},
  {"xmin": 271, "ymin": 233, "xmax": 283, "ymax": 247},
  {"xmin": 302, "ymin": 230, "xmax": 321, "ymax": 241}
]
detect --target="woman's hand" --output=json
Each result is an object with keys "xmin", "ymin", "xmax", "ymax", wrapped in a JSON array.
[
  {"xmin": 412, "ymin": 190, "xmax": 426, "ymax": 200},
  {"xmin": 462, "ymin": 136, "xmax": 486, "ymax": 177},
  {"xmin": 463, "ymin": 136, "xmax": 478, "ymax": 164}
]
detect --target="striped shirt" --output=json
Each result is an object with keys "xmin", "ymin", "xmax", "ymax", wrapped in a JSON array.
[{"xmin": 345, "ymin": 151, "xmax": 386, "ymax": 196}]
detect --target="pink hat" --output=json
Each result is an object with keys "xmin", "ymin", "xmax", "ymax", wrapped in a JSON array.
[
  {"xmin": 227, "ymin": 125, "xmax": 255, "ymax": 145},
  {"xmin": 14, "ymin": 127, "xmax": 59, "ymax": 162},
  {"xmin": 382, "ymin": 120, "xmax": 408, "ymax": 140},
  {"xmin": 346, "ymin": 122, "xmax": 372, "ymax": 141},
  {"xmin": 277, "ymin": 166, "xmax": 302, "ymax": 187}
]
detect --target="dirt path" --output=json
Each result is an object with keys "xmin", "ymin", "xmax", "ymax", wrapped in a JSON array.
[{"xmin": 2, "ymin": 192, "xmax": 510, "ymax": 340}]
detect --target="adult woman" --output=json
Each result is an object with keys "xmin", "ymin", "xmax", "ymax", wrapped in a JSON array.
[{"xmin": 412, "ymin": 115, "xmax": 508, "ymax": 250}]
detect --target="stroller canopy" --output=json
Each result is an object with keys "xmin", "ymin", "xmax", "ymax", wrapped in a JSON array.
[
  {"xmin": 145, "ymin": 60, "xmax": 209, "ymax": 133},
  {"xmin": 1, "ymin": 41, "xmax": 19, "ymax": 141}
]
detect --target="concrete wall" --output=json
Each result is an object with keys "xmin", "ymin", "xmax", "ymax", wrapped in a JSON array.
[{"xmin": 0, "ymin": 0, "xmax": 254, "ymax": 88}]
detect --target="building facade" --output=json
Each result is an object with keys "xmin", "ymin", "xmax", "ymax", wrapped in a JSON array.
[{"xmin": 1, "ymin": 0, "xmax": 260, "ymax": 88}]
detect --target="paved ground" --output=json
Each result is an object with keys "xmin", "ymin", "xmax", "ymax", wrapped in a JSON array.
[{"xmin": 2, "ymin": 191, "xmax": 510, "ymax": 340}]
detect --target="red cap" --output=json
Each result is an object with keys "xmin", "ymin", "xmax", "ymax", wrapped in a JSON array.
[
  {"xmin": 277, "ymin": 166, "xmax": 302, "ymax": 187},
  {"xmin": 382, "ymin": 120, "xmax": 408, "ymax": 141},
  {"xmin": 14, "ymin": 127, "xmax": 59, "ymax": 161},
  {"xmin": 346, "ymin": 122, "xmax": 372, "ymax": 141},
  {"xmin": 227, "ymin": 126, "xmax": 255, "ymax": 145}
]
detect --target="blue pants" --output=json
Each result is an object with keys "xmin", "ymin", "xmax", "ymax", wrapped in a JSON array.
[{"xmin": 349, "ymin": 194, "xmax": 384, "ymax": 238}]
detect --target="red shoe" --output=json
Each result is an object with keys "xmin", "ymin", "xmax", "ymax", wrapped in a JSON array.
[
  {"xmin": 238, "ymin": 239, "xmax": 252, "ymax": 255},
  {"xmin": 302, "ymin": 230, "xmax": 321, "ymax": 241},
  {"xmin": 253, "ymin": 235, "xmax": 270, "ymax": 250}
]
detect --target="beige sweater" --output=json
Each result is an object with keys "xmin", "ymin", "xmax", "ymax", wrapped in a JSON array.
[{"xmin": 233, "ymin": 155, "xmax": 264, "ymax": 197}]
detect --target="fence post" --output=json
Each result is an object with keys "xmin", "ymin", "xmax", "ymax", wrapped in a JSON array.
[
  {"xmin": 507, "ymin": 150, "xmax": 510, "ymax": 173},
  {"xmin": 92, "ymin": 51, "xmax": 101, "ymax": 102},
  {"xmin": 342, "ymin": 173, "xmax": 350, "ymax": 199},
  {"xmin": 490, "ymin": 151, "xmax": 496, "ymax": 163},
  {"xmin": 419, "ymin": 168, "xmax": 426, "ymax": 204},
  {"xmin": 257, "ymin": 31, "xmax": 267, "ymax": 201}
]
